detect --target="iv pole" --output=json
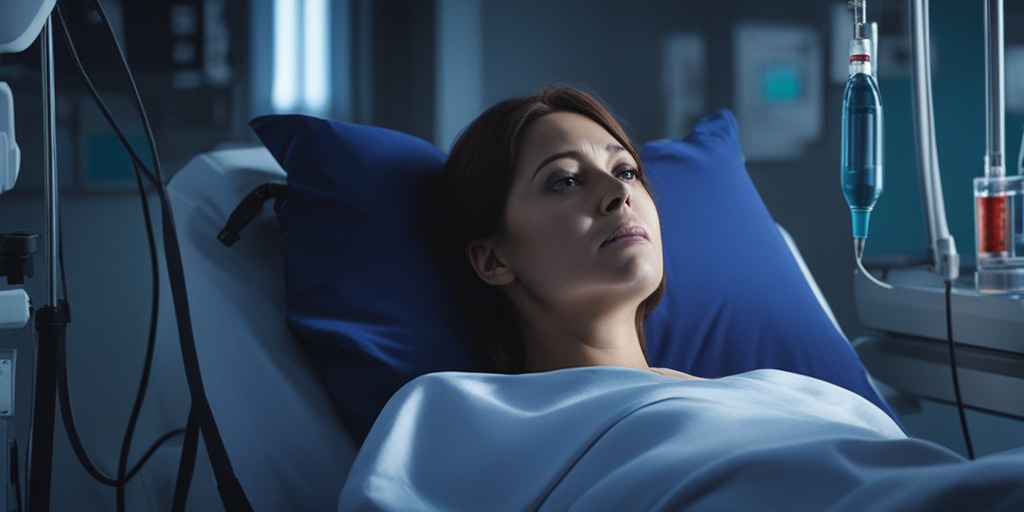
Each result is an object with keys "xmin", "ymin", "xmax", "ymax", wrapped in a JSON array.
[
  {"xmin": 27, "ymin": 14, "xmax": 67, "ymax": 512},
  {"xmin": 984, "ymin": 0, "xmax": 1005, "ymax": 181}
]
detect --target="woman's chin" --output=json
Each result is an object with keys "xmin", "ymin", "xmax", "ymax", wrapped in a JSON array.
[{"xmin": 615, "ymin": 255, "xmax": 663, "ymax": 287}]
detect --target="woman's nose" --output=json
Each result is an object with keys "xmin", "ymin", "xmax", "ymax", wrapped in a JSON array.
[{"xmin": 600, "ymin": 177, "xmax": 631, "ymax": 215}]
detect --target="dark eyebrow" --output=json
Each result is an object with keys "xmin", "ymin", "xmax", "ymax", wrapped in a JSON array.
[{"xmin": 531, "ymin": 144, "xmax": 627, "ymax": 179}]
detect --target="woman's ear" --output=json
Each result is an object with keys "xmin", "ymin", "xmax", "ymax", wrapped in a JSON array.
[{"xmin": 467, "ymin": 239, "xmax": 515, "ymax": 286}]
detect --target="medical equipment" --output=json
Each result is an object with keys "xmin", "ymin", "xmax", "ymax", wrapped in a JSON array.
[
  {"xmin": 1, "ymin": 1, "xmax": 254, "ymax": 510},
  {"xmin": 0, "ymin": 231, "xmax": 37, "ymax": 331},
  {"xmin": 974, "ymin": 0, "xmax": 1024, "ymax": 292},
  {"xmin": 733, "ymin": 22, "xmax": 822, "ymax": 160},
  {"xmin": 1, "ymin": 3, "xmax": 57, "ymax": 508},
  {"xmin": 854, "ymin": 1, "xmax": 1024, "ymax": 347},
  {"xmin": 909, "ymin": 1, "xmax": 961, "ymax": 285},
  {"xmin": 0, "ymin": 291, "xmax": 29, "ymax": 332},
  {"xmin": 842, "ymin": 1, "xmax": 891, "ymax": 290},
  {"xmin": 55, "ymin": 4, "xmax": 253, "ymax": 510},
  {"xmin": 0, "ymin": 0, "xmax": 56, "ymax": 196},
  {"xmin": 0, "ymin": 1, "xmax": 55, "ymax": 53},
  {"xmin": 0, "ymin": 82, "xmax": 18, "ymax": 195},
  {"xmin": 0, "ymin": 349, "xmax": 13, "ymax": 512},
  {"xmin": 853, "ymin": 0, "xmax": 1024, "ymax": 462},
  {"xmin": 841, "ymin": 5, "xmax": 879, "ymax": 240}
]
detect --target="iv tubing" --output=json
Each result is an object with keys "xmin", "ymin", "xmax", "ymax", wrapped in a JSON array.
[
  {"xmin": 910, "ymin": 0, "xmax": 959, "ymax": 281},
  {"xmin": 854, "ymin": 238, "xmax": 893, "ymax": 290}
]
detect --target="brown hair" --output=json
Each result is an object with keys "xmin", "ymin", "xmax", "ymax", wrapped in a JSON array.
[{"xmin": 432, "ymin": 85, "xmax": 665, "ymax": 372}]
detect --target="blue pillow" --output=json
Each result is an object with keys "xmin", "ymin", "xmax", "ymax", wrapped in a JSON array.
[
  {"xmin": 250, "ymin": 115, "xmax": 488, "ymax": 441},
  {"xmin": 642, "ymin": 110, "xmax": 891, "ymax": 418},
  {"xmin": 251, "ymin": 111, "xmax": 893, "ymax": 441}
]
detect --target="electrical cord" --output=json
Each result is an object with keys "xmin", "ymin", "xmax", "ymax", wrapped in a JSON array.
[
  {"xmin": 54, "ymin": 4, "xmax": 158, "ymax": 186},
  {"xmin": 57, "ymin": 332, "xmax": 186, "ymax": 485},
  {"xmin": 114, "ymin": 156, "xmax": 162, "ymax": 511},
  {"xmin": 11, "ymin": 438, "xmax": 22, "ymax": 512},
  {"xmin": 49, "ymin": 3, "xmax": 231, "ymax": 511},
  {"xmin": 56, "ymin": 14, "xmax": 164, "ymax": 508},
  {"xmin": 853, "ymin": 238, "xmax": 972, "ymax": 458},
  {"xmin": 53, "ymin": 5, "xmax": 167, "ymax": 509},
  {"xmin": 58, "ymin": 1, "xmax": 252, "ymax": 510},
  {"xmin": 945, "ymin": 279, "xmax": 974, "ymax": 459}
]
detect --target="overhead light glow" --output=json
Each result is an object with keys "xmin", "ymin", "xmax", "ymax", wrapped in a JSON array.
[
  {"xmin": 303, "ymin": 0, "xmax": 331, "ymax": 115},
  {"xmin": 271, "ymin": 0, "xmax": 331, "ymax": 115},
  {"xmin": 271, "ymin": 0, "xmax": 299, "ymax": 112}
]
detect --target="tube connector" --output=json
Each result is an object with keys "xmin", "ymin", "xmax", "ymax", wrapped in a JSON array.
[
  {"xmin": 935, "ymin": 236, "xmax": 960, "ymax": 282},
  {"xmin": 850, "ymin": 208, "xmax": 871, "ymax": 239}
]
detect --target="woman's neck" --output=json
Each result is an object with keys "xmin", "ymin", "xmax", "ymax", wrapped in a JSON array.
[{"xmin": 518, "ymin": 306, "xmax": 649, "ymax": 373}]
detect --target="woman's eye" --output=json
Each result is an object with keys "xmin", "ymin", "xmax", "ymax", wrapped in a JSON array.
[
  {"xmin": 550, "ymin": 175, "xmax": 581, "ymax": 191},
  {"xmin": 616, "ymin": 167, "xmax": 637, "ymax": 181}
]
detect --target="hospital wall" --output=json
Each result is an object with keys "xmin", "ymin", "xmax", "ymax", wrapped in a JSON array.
[{"xmin": 0, "ymin": 0, "xmax": 1022, "ymax": 502}]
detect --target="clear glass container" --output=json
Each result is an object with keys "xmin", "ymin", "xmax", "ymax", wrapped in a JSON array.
[{"xmin": 975, "ymin": 174, "xmax": 1024, "ymax": 292}]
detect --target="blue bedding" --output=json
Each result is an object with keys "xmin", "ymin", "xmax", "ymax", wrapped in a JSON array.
[{"xmin": 338, "ymin": 367, "xmax": 1024, "ymax": 511}]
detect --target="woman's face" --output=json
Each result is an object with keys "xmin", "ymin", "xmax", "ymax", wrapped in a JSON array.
[{"xmin": 494, "ymin": 111, "xmax": 663, "ymax": 310}]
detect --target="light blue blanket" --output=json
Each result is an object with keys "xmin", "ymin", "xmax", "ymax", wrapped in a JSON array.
[{"xmin": 338, "ymin": 367, "xmax": 1024, "ymax": 510}]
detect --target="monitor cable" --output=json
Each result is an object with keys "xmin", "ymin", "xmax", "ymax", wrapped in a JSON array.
[
  {"xmin": 69, "ymin": 0, "xmax": 251, "ymax": 509},
  {"xmin": 31, "ymin": 2, "xmax": 253, "ymax": 511},
  {"xmin": 17, "ymin": 7, "xmax": 192, "ymax": 512},
  {"xmin": 944, "ymin": 279, "xmax": 974, "ymax": 459}
]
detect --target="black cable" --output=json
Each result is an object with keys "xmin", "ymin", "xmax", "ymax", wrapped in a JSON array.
[
  {"xmin": 54, "ymin": 5, "xmax": 167, "ymax": 509},
  {"xmin": 124, "ymin": 428, "xmax": 187, "ymax": 482},
  {"xmin": 54, "ymin": 311, "xmax": 185, "ymax": 486},
  {"xmin": 10, "ymin": 437, "xmax": 22, "ymax": 512},
  {"xmin": 87, "ymin": 0, "xmax": 162, "ymax": 180},
  {"xmin": 54, "ymin": 2, "xmax": 252, "ymax": 509},
  {"xmin": 116, "ymin": 157, "xmax": 162, "ymax": 512},
  {"xmin": 945, "ymin": 279, "xmax": 974, "ymax": 459},
  {"xmin": 171, "ymin": 408, "xmax": 201, "ymax": 512},
  {"xmin": 54, "ymin": 4, "xmax": 159, "ymax": 187},
  {"xmin": 56, "ymin": 338, "xmax": 185, "ymax": 483},
  {"xmin": 85, "ymin": 1, "xmax": 252, "ymax": 509}
]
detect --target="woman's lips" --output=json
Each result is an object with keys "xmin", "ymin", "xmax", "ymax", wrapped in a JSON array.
[{"xmin": 601, "ymin": 225, "xmax": 649, "ymax": 248}]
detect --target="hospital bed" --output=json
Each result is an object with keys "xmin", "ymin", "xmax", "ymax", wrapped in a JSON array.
[{"xmin": 135, "ymin": 110, "xmax": 898, "ymax": 510}]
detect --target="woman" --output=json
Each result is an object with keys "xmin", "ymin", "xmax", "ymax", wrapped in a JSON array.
[
  {"xmin": 433, "ymin": 85, "xmax": 692, "ymax": 379},
  {"xmin": 339, "ymin": 86, "xmax": 1024, "ymax": 511}
]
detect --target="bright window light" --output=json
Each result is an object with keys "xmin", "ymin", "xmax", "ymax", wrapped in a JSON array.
[
  {"xmin": 271, "ymin": 0, "xmax": 299, "ymax": 112},
  {"xmin": 272, "ymin": 0, "xmax": 331, "ymax": 115},
  {"xmin": 303, "ymin": 0, "xmax": 331, "ymax": 114}
]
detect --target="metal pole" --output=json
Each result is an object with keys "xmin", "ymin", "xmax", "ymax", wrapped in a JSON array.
[
  {"xmin": 41, "ymin": 16, "xmax": 59, "ymax": 305},
  {"xmin": 985, "ymin": 0, "xmax": 1005, "ymax": 177},
  {"xmin": 27, "ymin": 15, "xmax": 60, "ymax": 512}
]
